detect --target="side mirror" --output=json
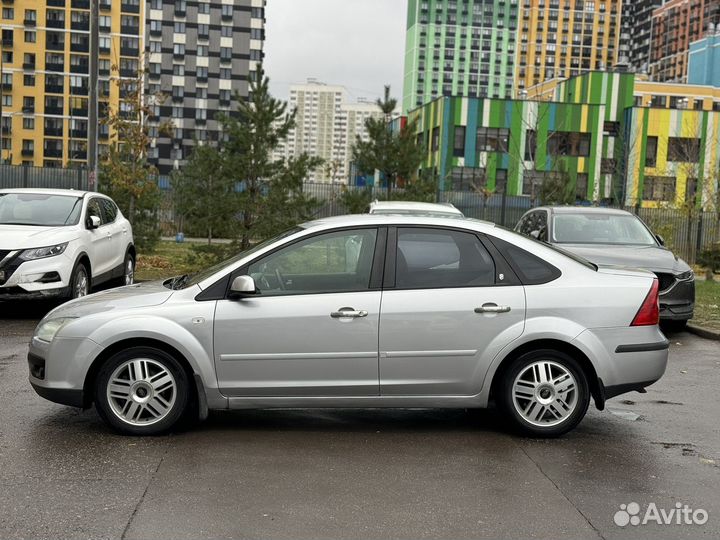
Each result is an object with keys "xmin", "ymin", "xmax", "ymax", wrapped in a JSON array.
[
  {"xmin": 655, "ymin": 234, "xmax": 665, "ymax": 246},
  {"xmin": 229, "ymin": 275, "xmax": 258, "ymax": 298},
  {"xmin": 88, "ymin": 215, "xmax": 101, "ymax": 230}
]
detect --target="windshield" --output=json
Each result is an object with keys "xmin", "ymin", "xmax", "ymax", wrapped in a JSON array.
[
  {"xmin": 0, "ymin": 193, "xmax": 83, "ymax": 227},
  {"xmin": 552, "ymin": 213, "xmax": 657, "ymax": 246},
  {"xmin": 178, "ymin": 227, "xmax": 304, "ymax": 289}
]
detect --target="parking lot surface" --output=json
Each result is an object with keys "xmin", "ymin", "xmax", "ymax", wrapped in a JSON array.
[{"xmin": 0, "ymin": 300, "xmax": 718, "ymax": 540}]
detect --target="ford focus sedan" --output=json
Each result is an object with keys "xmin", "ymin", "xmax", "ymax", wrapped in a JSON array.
[{"xmin": 28, "ymin": 215, "xmax": 668, "ymax": 437}]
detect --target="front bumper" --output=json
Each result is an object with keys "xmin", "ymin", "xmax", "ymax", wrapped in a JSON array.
[
  {"xmin": 27, "ymin": 335, "xmax": 101, "ymax": 409},
  {"xmin": 659, "ymin": 277, "xmax": 695, "ymax": 321},
  {"xmin": 0, "ymin": 250, "xmax": 73, "ymax": 299}
]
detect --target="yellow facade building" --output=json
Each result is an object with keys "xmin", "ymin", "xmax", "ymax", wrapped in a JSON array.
[
  {"xmin": 0, "ymin": 0, "xmax": 144, "ymax": 167},
  {"xmin": 516, "ymin": 0, "xmax": 625, "ymax": 94}
]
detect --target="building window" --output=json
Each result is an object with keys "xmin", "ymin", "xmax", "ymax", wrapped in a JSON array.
[
  {"xmin": 453, "ymin": 126, "xmax": 466, "ymax": 157},
  {"xmin": 525, "ymin": 130, "xmax": 536, "ymax": 161},
  {"xmin": 24, "ymin": 74, "xmax": 35, "ymax": 86},
  {"xmin": 23, "ymin": 118, "xmax": 34, "ymax": 130},
  {"xmin": 219, "ymin": 68, "xmax": 231, "ymax": 79},
  {"xmin": 645, "ymin": 136, "xmax": 658, "ymax": 167},
  {"xmin": 576, "ymin": 173, "xmax": 588, "ymax": 200},
  {"xmin": 643, "ymin": 176, "xmax": 675, "ymax": 202},
  {"xmin": 25, "ymin": 31, "xmax": 36, "ymax": 43},
  {"xmin": 149, "ymin": 40, "xmax": 161, "ymax": 53},
  {"xmin": 667, "ymin": 137, "xmax": 701, "ymax": 163},
  {"xmin": 431, "ymin": 127, "xmax": 440, "ymax": 151},
  {"xmin": 547, "ymin": 132, "xmax": 590, "ymax": 157},
  {"xmin": 495, "ymin": 169, "xmax": 507, "ymax": 194},
  {"xmin": 198, "ymin": 2, "xmax": 209, "ymax": 14},
  {"xmin": 476, "ymin": 127, "xmax": 510, "ymax": 153},
  {"xmin": 221, "ymin": 26, "xmax": 233, "ymax": 37}
]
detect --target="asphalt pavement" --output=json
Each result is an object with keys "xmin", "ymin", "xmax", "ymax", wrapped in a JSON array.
[{"xmin": 0, "ymin": 300, "xmax": 718, "ymax": 540}]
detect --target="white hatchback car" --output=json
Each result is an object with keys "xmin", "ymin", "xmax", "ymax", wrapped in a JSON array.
[{"xmin": 0, "ymin": 189, "xmax": 135, "ymax": 300}]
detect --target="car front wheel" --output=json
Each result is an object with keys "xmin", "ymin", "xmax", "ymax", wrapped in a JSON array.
[
  {"xmin": 94, "ymin": 346, "xmax": 189, "ymax": 435},
  {"xmin": 499, "ymin": 350, "xmax": 590, "ymax": 438},
  {"xmin": 70, "ymin": 263, "xmax": 90, "ymax": 299}
]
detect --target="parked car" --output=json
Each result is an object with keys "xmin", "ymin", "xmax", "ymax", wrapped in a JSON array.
[
  {"xmin": 367, "ymin": 200, "xmax": 464, "ymax": 218},
  {"xmin": 29, "ymin": 214, "xmax": 668, "ymax": 437},
  {"xmin": 0, "ymin": 189, "xmax": 135, "ymax": 300},
  {"xmin": 515, "ymin": 206, "xmax": 695, "ymax": 329}
]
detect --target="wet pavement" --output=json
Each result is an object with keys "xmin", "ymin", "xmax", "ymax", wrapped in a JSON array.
[{"xmin": 0, "ymin": 300, "xmax": 718, "ymax": 540}]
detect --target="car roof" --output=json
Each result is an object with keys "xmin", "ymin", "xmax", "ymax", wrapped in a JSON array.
[
  {"xmin": 535, "ymin": 206, "xmax": 634, "ymax": 217},
  {"xmin": 369, "ymin": 200, "xmax": 464, "ymax": 215},
  {"xmin": 301, "ymin": 213, "xmax": 494, "ymax": 231},
  {"xmin": 0, "ymin": 188, "xmax": 90, "ymax": 198}
]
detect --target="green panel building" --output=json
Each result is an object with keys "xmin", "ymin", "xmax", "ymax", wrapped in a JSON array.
[{"xmin": 403, "ymin": 0, "xmax": 519, "ymax": 113}]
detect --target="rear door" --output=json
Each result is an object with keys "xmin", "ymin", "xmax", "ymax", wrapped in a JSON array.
[
  {"xmin": 378, "ymin": 227, "xmax": 525, "ymax": 396},
  {"xmin": 99, "ymin": 198, "xmax": 126, "ymax": 272}
]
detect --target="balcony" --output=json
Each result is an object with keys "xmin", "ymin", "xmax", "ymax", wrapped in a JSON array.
[
  {"xmin": 22, "ymin": 106, "xmax": 34, "ymax": 114},
  {"xmin": 46, "ymin": 18, "xmax": 65, "ymax": 29},
  {"xmin": 71, "ymin": 0, "xmax": 90, "ymax": 7},
  {"xmin": 69, "ymin": 150, "xmax": 87, "ymax": 160},
  {"xmin": 71, "ymin": 129, "xmax": 88, "ymax": 138},
  {"xmin": 44, "ymin": 148, "xmax": 63, "ymax": 158},
  {"xmin": 1, "ymin": 38, "xmax": 12, "ymax": 48},
  {"xmin": 44, "ymin": 105, "xmax": 64, "ymax": 116},
  {"xmin": 121, "ymin": 25, "xmax": 139, "ymax": 35},
  {"xmin": 173, "ymin": 52, "xmax": 185, "ymax": 60},
  {"xmin": 175, "ymin": 7, "xmax": 186, "ymax": 17},
  {"xmin": 23, "ymin": 61, "xmax": 35, "ymax": 70},
  {"xmin": 120, "ymin": 1, "xmax": 139, "ymax": 13},
  {"xmin": 24, "ymin": 17, "xmax": 36, "ymax": 27},
  {"xmin": 46, "ymin": 60, "xmax": 64, "ymax": 72},
  {"xmin": 99, "ymin": 0, "xmax": 111, "ymax": 10},
  {"xmin": 120, "ymin": 68, "xmax": 137, "ymax": 77},
  {"xmin": 70, "ymin": 63, "xmax": 89, "ymax": 74},
  {"xmin": 195, "ymin": 118, "xmax": 206, "ymax": 125},
  {"xmin": 45, "ymin": 83, "xmax": 64, "ymax": 94},
  {"xmin": 150, "ymin": 26, "xmax": 162, "ymax": 37},
  {"xmin": 71, "ymin": 20, "xmax": 89, "ymax": 31},
  {"xmin": 46, "ymin": 40, "xmax": 64, "ymax": 51},
  {"xmin": 70, "ymin": 85, "xmax": 89, "ymax": 96},
  {"xmin": 44, "ymin": 125, "xmax": 63, "ymax": 136},
  {"xmin": 121, "ymin": 46, "xmax": 139, "ymax": 57},
  {"xmin": 71, "ymin": 41, "xmax": 89, "ymax": 53},
  {"xmin": 1, "ymin": 81, "xmax": 11, "ymax": 91},
  {"xmin": 47, "ymin": 0, "xmax": 65, "ymax": 6},
  {"xmin": 197, "ymin": 75, "xmax": 208, "ymax": 83},
  {"xmin": 21, "ymin": 149, "xmax": 34, "ymax": 157},
  {"xmin": 1, "ymin": 126, "xmax": 11, "ymax": 135},
  {"xmin": 71, "ymin": 106, "xmax": 89, "ymax": 117},
  {"xmin": 221, "ymin": 12, "xmax": 233, "ymax": 21},
  {"xmin": 99, "ymin": 67, "xmax": 110, "ymax": 76},
  {"xmin": 99, "ymin": 23, "xmax": 111, "ymax": 32},
  {"xmin": 99, "ymin": 46, "xmax": 110, "ymax": 54}
]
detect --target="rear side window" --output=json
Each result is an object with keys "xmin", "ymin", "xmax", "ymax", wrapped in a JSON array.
[
  {"xmin": 488, "ymin": 236, "xmax": 561, "ymax": 285},
  {"xmin": 396, "ymin": 228, "xmax": 495, "ymax": 289}
]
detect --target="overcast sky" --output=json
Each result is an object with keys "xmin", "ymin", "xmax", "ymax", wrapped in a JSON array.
[{"xmin": 264, "ymin": 0, "xmax": 407, "ymax": 103}]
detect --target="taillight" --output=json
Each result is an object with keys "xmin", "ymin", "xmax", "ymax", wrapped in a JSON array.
[{"xmin": 631, "ymin": 278, "xmax": 660, "ymax": 326}]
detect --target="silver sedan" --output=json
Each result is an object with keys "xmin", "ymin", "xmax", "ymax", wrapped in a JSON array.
[{"xmin": 28, "ymin": 215, "xmax": 669, "ymax": 437}]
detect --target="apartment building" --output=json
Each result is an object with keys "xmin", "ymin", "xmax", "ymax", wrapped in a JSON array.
[
  {"xmin": 0, "ymin": 0, "xmax": 144, "ymax": 167},
  {"xmin": 145, "ymin": 0, "xmax": 266, "ymax": 177}
]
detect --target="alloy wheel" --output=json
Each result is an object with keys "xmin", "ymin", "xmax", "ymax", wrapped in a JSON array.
[
  {"xmin": 74, "ymin": 269, "xmax": 89, "ymax": 298},
  {"xmin": 106, "ymin": 358, "xmax": 177, "ymax": 426},
  {"xmin": 511, "ymin": 360, "xmax": 578, "ymax": 427}
]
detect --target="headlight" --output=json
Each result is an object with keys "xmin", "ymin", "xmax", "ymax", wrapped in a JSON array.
[
  {"xmin": 35, "ymin": 317, "xmax": 77, "ymax": 343},
  {"xmin": 676, "ymin": 270, "xmax": 694, "ymax": 281},
  {"xmin": 20, "ymin": 243, "xmax": 69, "ymax": 261}
]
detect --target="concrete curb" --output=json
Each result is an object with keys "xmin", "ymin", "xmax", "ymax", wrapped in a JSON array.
[{"xmin": 687, "ymin": 324, "xmax": 720, "ymax": 342}]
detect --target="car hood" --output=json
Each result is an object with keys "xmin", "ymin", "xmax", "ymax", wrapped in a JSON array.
[
  {"xmin": 42, "ymin": 281, "xmax": 174, "ymax": 321},
  {"xmin": 0, "ymin": 224, "xmax": 79, "ymax": 250},
  {"xmin": 557, "ymin": 244, "xmax": 688, "ymax": 273}
]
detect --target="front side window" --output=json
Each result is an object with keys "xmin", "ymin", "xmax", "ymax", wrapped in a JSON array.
[
  {"xmin": 395, "ymin": 228, "xmax": 495, "ymax": 289},
  {"xmin": 86, "ymin": 198, "xmax": 104, "ymax": 227},
  {"xmin": 248, "ymin": 229, "xmax": 378, "ymax": 296}
]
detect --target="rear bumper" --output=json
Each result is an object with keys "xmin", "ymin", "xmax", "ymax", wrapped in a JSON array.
[{"xmin": 572, "ymin": 326, "xmax": 669, "ymax": 405}]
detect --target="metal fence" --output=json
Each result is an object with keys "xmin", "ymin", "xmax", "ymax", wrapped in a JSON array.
[{"xmin": 0, "ymin": 164, "xmax": 89, "ymax": 191}]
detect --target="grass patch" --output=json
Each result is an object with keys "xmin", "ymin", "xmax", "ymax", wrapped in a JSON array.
[
  {"xmin": 693, "ymin": 280, "xmax": 720, "ymax": 331},
  {"xmin": 135, "ymin": 241, "xmax": 205, "ymax": 282}
]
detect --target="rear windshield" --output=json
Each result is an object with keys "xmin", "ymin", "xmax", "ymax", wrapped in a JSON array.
[{"xmin": 0, "ymin": 193, "xmax": 83, "ymax": 226}]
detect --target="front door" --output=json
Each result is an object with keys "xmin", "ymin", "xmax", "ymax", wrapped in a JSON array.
[
  {"xmin": 85, "ymin": 197, "xmax": 113, "ymax": 276},
  {"xmin": 213, "ymin": 227, "xmax": 384, "ymax": 397},
  {"xmin": 379, "ymin": 227, "xmax": 525, "ymax": 396}
]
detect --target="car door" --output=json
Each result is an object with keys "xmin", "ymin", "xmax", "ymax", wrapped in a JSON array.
[
  {"xmin": 379, "ymin": 227, "xmax": 525, "ymax": 396},
  {"xmin": 99, "ymin": 198, "xmax": 126, "ymax": 273},
  {"xmin": 85, "ymin": 197, "xmax": 113, "ymax": 276},
  {"xmin": 213, "ymin": 227, "xmax": 385, "ymax": 397}
]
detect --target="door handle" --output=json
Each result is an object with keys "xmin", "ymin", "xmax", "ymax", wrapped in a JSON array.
[
  {"xmin": 331, "ymin": 307, "xmax": 368, "ymax": 319},
  {"xmin": 475, "ymin": 303, "xmax": 511, "ymax": 314}
]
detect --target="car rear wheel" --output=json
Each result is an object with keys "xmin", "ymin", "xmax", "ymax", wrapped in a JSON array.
[
  {"xmin": 499, "ymin": 350, "xmax": 590, "ymax": 438},
  {"xmin": 115, "ymin": 252, "xmax": 135, "ymax": 287},
  {"xmin": 94, "ymin": 346, "xmax": 189, "ymax": 436}
]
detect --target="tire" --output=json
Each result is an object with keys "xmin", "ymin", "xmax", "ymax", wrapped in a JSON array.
[
  {"xmin": 69, "ymin": 263, "xmax": 90, "ymax": 299},
  {"xmin": 94, "ymin": 346, "xmax": 190, "ymax": 436},
  {"xmin": 113, "ymin": 252, "xmax": 135, "ymax": 288},
  {"xmin": 498, "ymin": 349, "xmax": 590, "ymax": 438}
]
